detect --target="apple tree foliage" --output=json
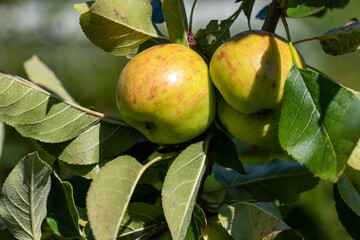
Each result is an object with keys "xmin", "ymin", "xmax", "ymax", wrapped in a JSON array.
[{"xmin": 0, "ymin": 0, "xmax": 360, "ymax": 239}]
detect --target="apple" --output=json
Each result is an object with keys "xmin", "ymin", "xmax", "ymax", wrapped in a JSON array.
[
  {"xmin": 202, "ymin": 217, "xmax": 233, "ymax": 240},
  {"xmin": 217, "ymin": 96, "xmax": 280, "ymax": 146},
  {"xmin": 116, "ymin": 43, "xmax": 216, "ymax": 144},
  {"xmin": 210, "ymin": 30, "xmax": 304, "ymax": 115}
]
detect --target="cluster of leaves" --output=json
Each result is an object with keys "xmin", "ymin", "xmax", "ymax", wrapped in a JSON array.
[{"xmin": 0, "ymin": 0, "xmax": 360, "ymax": 240}]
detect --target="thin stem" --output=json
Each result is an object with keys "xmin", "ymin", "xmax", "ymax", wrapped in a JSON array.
[
  {"xmin": 189, "ymin": 0, "xmax": 198, "ymax": 34},
  {"xmin": 293, "ymin": 36, "xmax": 320, "ymax": 45},
  {"xmin": 136, "ymin": 222, "xmax": 168, "ymax": 240},
  {"xmin": 281, "ymin": 15, "xmax": 300, "ymax": 68}
]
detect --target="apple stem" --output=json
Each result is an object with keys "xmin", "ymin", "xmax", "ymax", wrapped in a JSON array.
[
  {"xmin": 281, "ymin": 15, "xmax": 300, "ymax": 69},
  {"xmin": 261, "ymin": 0, "xmax": 282, "ymax": 33},
  {"xmin": 189, "ymin": 0, "xmax": 198, "ymax": 35}
]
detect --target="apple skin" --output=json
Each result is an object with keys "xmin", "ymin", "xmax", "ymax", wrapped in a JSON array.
[
  {"xmin": 116, "ymin": 43, "xmax": 216, "ymax": 144},
  {"xmin": 210, "ymin": 30, "xmax": 304, "ymax": 114},
  {"xmin": 217, "ymin": 95, "xmax": 280, "ymax": 146},
  {"xmin": 202, "ymin": 217, "xmax": 233, "ymax": 240}
]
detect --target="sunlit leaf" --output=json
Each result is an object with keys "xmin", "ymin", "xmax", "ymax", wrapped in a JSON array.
[
  {"xmin": 219, "ymin": 202, "xmax": 303, "ymax": 240},
  {"xmin": 214, "ymin": 160, "xmax": 318, "ymax": 203},
  {"xmin": 24, "ymin": 55, "xmax": 76, "ymax": 103},
  {"xmin": 319, "ymin": 19, "xmax": 360, "ymax": 56},
  {"xmin": 118, "ymin": 202, "xmax": 164, "ymax": 238},
  {"xmin": 286, "ymin": 0, "xmax": 349, "ymax": 18},
  {"xmin": 0, "ymin": 71, "xmax": 99, "ymax": 143},
  {"xmin": 0, "ymin": 121, "xmax": 4, "ymax": 159},
  {"xmin": 87, "ymin": 155, "xmax": 159, "ymax": 240},
  {"xmin": 162, "ymin": 141, "xmax": 208, "ymax": 240},
  {"xmin": 334, "ymin": 175, "xmax": 360, "ymax": 239},
  {"xmin": 348, "ymin": 139, "xmax": 360, "ymax": 170},
  {"xmin": 75, "ymin": 0, "xmax": 162, "ymax": 56},
  {"xmin": 0, "ymin": 152, "xmax": 52, "ymax": 240},
  {"xmin": 162, "ymin": 0, "xmax": 188, "ymax": 46},
  {"xmin": 279, "ymin": 66, "xmax": 360, "ymax": 181}
]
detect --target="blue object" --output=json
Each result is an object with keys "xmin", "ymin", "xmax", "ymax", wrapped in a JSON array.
[{"xmin": 150, "ymin": 0, "xmax": 164, "ymax": 23}]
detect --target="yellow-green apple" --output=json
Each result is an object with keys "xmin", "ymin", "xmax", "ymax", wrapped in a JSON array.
[
  {"xmin": 217, "ymin": 96, "xmax": 280, "ymax": 146},
  {"xmin": 210, "ymin": 30, "xmax": 304, "ymax": 115},
  {"xmin": 201, "ymin": 217, "xmax": 233, "ymax": 240},
  {"xmin": 116, "ymin": 43, "xmax": 215, "ymax": 144}
]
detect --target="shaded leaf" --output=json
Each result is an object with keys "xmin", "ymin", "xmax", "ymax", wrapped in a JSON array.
[
  {"xmin": 46, "ymin": 174, "xmax": 82, "ymax": 239},
  {"xmin": 334, "ymin": 175, "xmax": 360, "ymax": 239},
  {"xmin": 75, "ymin": 0, "xmax": 162, "ymax": 56},
  {"xmin": 195, "ymin": 19, "xmax": 231, "ymax": 56},
  {"xmin": 162, "ymin": 141, "xmax": 208, "ymax": 240},
  {"xmin": 0, "ymin": 226, "xmax": 17, "ymax": 240},
  {"xmin": 118, "ymin": 202, "xmax": 164, "ymax": 238},
  {"xmin": 162, "ymin": 0, "xmax": 188, "ymax": 46},
  {"xmin": 87, "ymin": 155, "xmax": 158, "ymax": 240},
  {"xmin": 185, "ymin": 205, "xmax": 206, "ymax": 240},
  {"xmin": 0, "ymin": 152, "xmax": 52, "ymax": 240},
  {"xmin": 24, "ymin": 55, "xmax": 76, "ymax": 103},
  {"xmin": 40, "ymin": 122, "xmax": 140, "ymax": 165},
  {"xmin": 219, "ymin": 202, "xmax": 303, "ymax": 240},
  {"xmin": 214, "ymin": 160, "xmax": 318, "ymax": 203},
  {"xmin": 211, "ymin": 130, "xmax": 245, "ymax": 174},
  {"xmin": 256, "ymin": 4, "xmax": 270, "ymax": 20},
  {"xmin": 279, "ymin": 66, "xmax": 360, "ymax": 181},
  {"xmin": 241, "ymin": 0, "xmax": 256, "ymax": 27},
  {"xmin": 319, "ymin": 19, "xmax": 360, "ymax": 56}
]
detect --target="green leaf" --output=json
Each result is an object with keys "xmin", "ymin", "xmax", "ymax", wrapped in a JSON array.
[
  {"xmin": 0, "ymin": 152, "xmax": 52, "ymax": 240},
  {"xmin": 162, "ymin": 141, "xmax": 208, "ymax": 240},
  {"xmin": 185, "ymin": 205, "xmax": 206, "ymax": 240},
  {"xmin": 40, "ymin": 122, "xmax": 140, "ymax": 165},
  {"xmin": 214, "ymin": 160, "xmax": 318, "ymax": 203},
  {"xmin": 0, "ymin": 226, "xmax": 17, "ymax": 240},
  {"xmin": 0, "ymin": 70, "xmax": 98, "ymax": 143},
  {"xmin": 46, "ymin": 173, "xmax": 82, "ymax": 239},
  {"xmin": 75, "ymin": 0, "xmax": 162, "ymax": 56},
  {"xmin": 219, "ymin": 202, "xmax": 303, "ymax": 240},
  {"xmin": 286, "ymin": 1, "xmax": 326, "ymax": 18},
  {"xmin": 279, "ymin": 66, "xmax": 360, "ymax": 181},
  {"xmin": 195, "ymin": 19, "xmax": 231, "ymax": 56},
  {"xmin": 240, "ymin": 0, "xmax": 255, "ymax": 28},
  {"xmin": 24, "ymin": 55, "xmax": 77, "ymax": 103},
  {"xmin": 0, "ymin": 121, "xmax": 4, "ymax": 159},
  {"xmin": 211, "ymin": 130, "xmax": 245, "ymax": 174},
  {"xmin": 334, "ymin": 175, "xmax": 360, "ymax": 239},
  {"xmin": 87, "ymin": 155, "xmax": 159, "ymax": 240},
  {"xmin": 348, "ymin": 139, "xmax": 360, "ymax": 170},
  {"xmin": 162, "ymin": 0, "xmax": 188, "ymax": 46},
  {"xmin": 318, "ymin": 19, "xmax": 360, "ymax": 56},
  {"xmin": 118, "ymin": 202, "xmax": 164, "ymax": 238}
]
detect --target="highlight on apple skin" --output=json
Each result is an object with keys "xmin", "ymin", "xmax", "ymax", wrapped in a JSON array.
[{"xmin": 116, "ymin": 43, "xmax": 216, "ymax": 144}]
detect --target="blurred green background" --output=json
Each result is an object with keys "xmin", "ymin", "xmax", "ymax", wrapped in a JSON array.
[{"xmin": 0, "ymin": 0, "xmax": 359, "ymax": 239}]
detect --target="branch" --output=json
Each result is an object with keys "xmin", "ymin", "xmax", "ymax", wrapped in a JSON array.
[
  {"xmin": 136, "ymin": 222, "xmax": 168, "ymax": 240},
  {"xmin": 261, "ymin": 0, "xmax": 282, "ymax": 33}
]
